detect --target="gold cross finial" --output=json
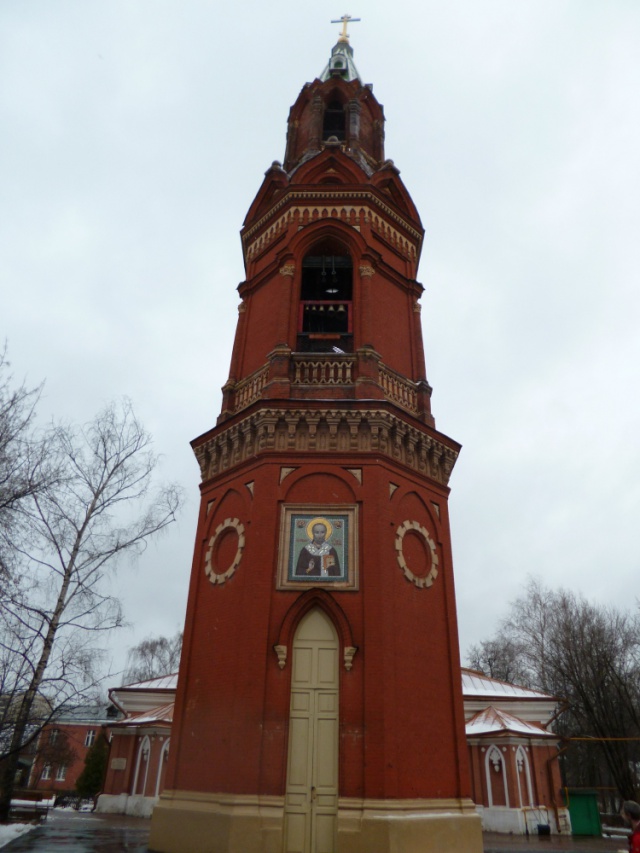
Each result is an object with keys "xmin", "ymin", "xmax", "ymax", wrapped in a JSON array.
[{"xmin": 331, "ymin": 13, "xmax": 361, "ymax": 44}]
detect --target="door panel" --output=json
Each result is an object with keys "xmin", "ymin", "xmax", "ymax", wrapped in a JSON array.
[
  {"xmin": 317, "ymin": 692, "xmax": 337, "ymax": 713},
  {"xmin": 287, "ymin": 713, "xmax": 312, "ymax": 787},
  {"xmin": 293, "ymin": 647, "xmax": 313, "ymax": 683},
  {"xmin": 315, "ymin": 717, "xmax": 338, "ymax": 787},
  {"xmin": 284, "ymin": 609, "xmax": 339, "ymax": 853},
  {"xmin": 317, "ymin": 647, "xmax": 338, "ymax": 685}
]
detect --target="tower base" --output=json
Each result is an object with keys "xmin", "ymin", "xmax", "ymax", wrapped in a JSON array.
[
  {"xmin": 149, "ymin": 791, "xmax": 284, "ymax": 853},
  {"xmin": 149, "ymin": 791, "xmax": 483, "ymax": 853},
  {"xmin": 337, "ymin": 798, "xmax": 482, "ymax": 852}
]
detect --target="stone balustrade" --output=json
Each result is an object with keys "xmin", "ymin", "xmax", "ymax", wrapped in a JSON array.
[
  {"xmin": 233, "ymin": 364, "xmax": 269, "ymax": 411},
  {"xmin": 378, "ymin": 363, "xmax": 419, "ymax": 414},
  {"xmin": 291, "ymin": 355, "xmax": 355, "ymax": 385},
  {"xmin": 227, "ymin": 352, "xmax": 421, "ymax": 419}
]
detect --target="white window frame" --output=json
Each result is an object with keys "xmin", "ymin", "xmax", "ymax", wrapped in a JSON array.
[
  {"xmin": 515, "ymin": 745, "xmax": 534, "ymax": 807},
  {"xmin": 55, "ymin": 765, "xmax": 66, "ymax": 781},
  {"xmin": 132, "ymin": 735, "xmax": 151, "ymax": 797},
  {"xmin": 84, "ymin": 729, "xmax": 96, "ymax": 747},
  {"xmin": 155, "ymin": 739, "xmax": 170, "ymax": 796},
  {"xmin": 41, "ymin": 764, "xmax": 52, "ymax": 780},
  {"xmin": 485, "ymin": 744, "xmax": 510, "ymax": 808}
]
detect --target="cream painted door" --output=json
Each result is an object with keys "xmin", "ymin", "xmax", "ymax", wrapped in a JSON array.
[{"xmin": 284, "ymin": 608, "xmax": 339, "ymax": 853}]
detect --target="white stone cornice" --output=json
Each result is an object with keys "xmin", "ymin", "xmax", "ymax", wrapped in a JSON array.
[{"xmin": 193, "ymin": 406, "xmax": 458, "ymax": 487}]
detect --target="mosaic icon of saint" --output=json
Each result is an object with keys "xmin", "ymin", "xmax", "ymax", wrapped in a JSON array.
[{"xmin": 295, "ymin": 517, "xmax": 341, "ymax": 577}]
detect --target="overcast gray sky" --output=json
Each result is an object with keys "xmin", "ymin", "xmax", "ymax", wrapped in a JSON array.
[{"xmin": 2, "ymin": 1, "xmax": 639, "ymax": 678}]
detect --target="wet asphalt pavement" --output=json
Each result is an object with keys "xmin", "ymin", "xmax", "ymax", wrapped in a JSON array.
[
  {"xmin": 3, "ymin": 810, "xmax": 149, "ymax": 851},
  {"xmin": 1, "ymin": 809, "xmax": 632, "ymax": 852},
  {"xmin": 483, "ymin": 829, "xmax": 628, "ymax": 852}
]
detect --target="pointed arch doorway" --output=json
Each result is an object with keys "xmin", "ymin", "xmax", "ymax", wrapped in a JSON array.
[{"xmin": 284, "ymin": 607, "xmax": 339, "ymax": 853}]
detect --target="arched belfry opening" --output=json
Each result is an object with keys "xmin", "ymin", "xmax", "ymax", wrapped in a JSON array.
[
  {"xmin": 298, "ymin": 240, "xmax": 353, "ymax": 353},
  {"xmin": 322, "ymin": 100, "xmax": 346, "ymax": 142}
]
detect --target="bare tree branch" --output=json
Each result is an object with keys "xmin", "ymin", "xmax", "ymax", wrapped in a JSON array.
[
  {"xmin": 124, "ymin": 630, "xmax": 183, "ymax": 684},
  {"xmin": 0, "ymin": 397, "xmax": 183, "ymax": 820},
  {"xmin": 0, "ymin": 347, "xmax": 58, "ymax": 579}
]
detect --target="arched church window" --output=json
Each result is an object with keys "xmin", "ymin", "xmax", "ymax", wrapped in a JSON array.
[
  {"xmin": 485, "ymin": 745, "xmax": 510, "ymax": 808},
  {"xmin": 155, "ymin": 739, "xmax": 171, "ymax": 797},
  {"xmin": 298, "ymin": 245, "xmax": 353, "ymax": 353},
  {"xmin": 323, "ymin": 101, "xmax": 346, "ymax": 141},
  {"xmin": 515, "ymin": 745, "xmax": 534, "ymax": 807},
  {"xmin": 133, "ymin": 735, "xmax": 151, "ymax": 797}
]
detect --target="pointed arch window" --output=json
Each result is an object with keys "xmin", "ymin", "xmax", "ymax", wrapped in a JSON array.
[
  {"xmin": 485, "ymin": 745, "xmax": 509, "ymax": 808},
  {"xmin": 155, "ymin": 739, "xmax": 171, "ymax": 797},
  {"xmin": 298, "ymin": 248, "xmax": 353, "ymax": 353},
  {"xmin": 515, "ymin": 746, "xmax": 534, "ymax": 807},
  {"xmin": 133, "ymin": 735, "xmax": 151, "ymax": 797},
  {"xmin": 323, "ymin": 101, "xmax": 346, "ymax": 141}
]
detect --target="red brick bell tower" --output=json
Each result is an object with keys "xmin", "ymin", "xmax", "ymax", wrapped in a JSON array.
[{"xmin": 150, "ymin": 23, "xmax": 483, "ymax": 853}]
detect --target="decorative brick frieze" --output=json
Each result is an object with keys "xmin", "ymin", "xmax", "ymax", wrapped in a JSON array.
[
  {"xmin": 193, "ymin": 407, "xmax": 458, "ymax": 486},
  {"xmin": 243, "ymin": 189, "xmax": 421, "ymax": 243},
  {"xmin": 242, "ymin": 190, "xmax": 421, "ymax": 262}
]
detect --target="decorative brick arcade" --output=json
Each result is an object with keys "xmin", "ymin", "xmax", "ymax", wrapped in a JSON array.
[{"xmin": 149, "ymin": 24, "xmax": 483, "ymax": 853}]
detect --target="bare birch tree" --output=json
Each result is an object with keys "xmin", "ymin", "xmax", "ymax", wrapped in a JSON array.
[
  {"xmin": 0, "ymin": 349, "xmax": 54, "ymax": 578},
  {"xmin": 124, "ymin": 630, "xmax": 183, "ymax": 684},
  {"xmin": 0, "ymin": 400, "xmax": 182, "ymax": 820}
]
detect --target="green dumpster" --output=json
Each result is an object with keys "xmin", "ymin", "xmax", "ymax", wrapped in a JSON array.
[{"xmin": 563, "ymin": 788, "xmax": 602, "ymax": 836}]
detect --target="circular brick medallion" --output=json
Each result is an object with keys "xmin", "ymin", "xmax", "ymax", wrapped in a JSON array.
[
  {"xmin": 394, "ymin": 520, "xmax": 439, "ymax": 589},
  {"xmin": 204, "ymin": 517, "xmax": 245, "ymax": 585}
]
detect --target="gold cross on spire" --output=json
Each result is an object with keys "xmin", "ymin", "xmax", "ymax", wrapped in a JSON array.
[{"xmin": 331, "ymin": 13, "xmax": 361, "ymax": 44}]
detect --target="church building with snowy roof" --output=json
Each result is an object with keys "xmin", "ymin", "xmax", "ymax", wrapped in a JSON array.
[{"xmin": 97, "ymin": 668, "xmax": 570, "ymax": 836}]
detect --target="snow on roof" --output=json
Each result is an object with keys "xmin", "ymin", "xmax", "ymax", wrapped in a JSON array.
[
  {"xmin": 53, "ymin": 704, "xmax": 120, "ymax": 724},
  {"xmin": 461, "ymin": 668, "xmax": 554, "ymax": 701},
  {"xmin": 117, "ymin": 673, "xmax": 178, "ymax": 691},
  {"xmin": 115, "ymin": 702, "xmax": 174, "ymax": 727},
  {"xmin": 465, "ymin": 705, "xmax": 556, "ymax": 738},
  {"xmin": 118, "ymin": 669, "xmax": 553, "ymax": 702},
  {"xmin": 105, "ymin": 670, "xmax": 562, "ymax": 748}
]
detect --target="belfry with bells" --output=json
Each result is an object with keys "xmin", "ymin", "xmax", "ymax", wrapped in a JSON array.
[{"xmin": 150, "ymin": 18, "xmax": 483, "ymax": 853}]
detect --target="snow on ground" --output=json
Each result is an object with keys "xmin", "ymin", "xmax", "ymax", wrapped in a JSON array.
[{"xmin": 0, "ymin": 822, "xmax": 36, "ymax": 849}]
